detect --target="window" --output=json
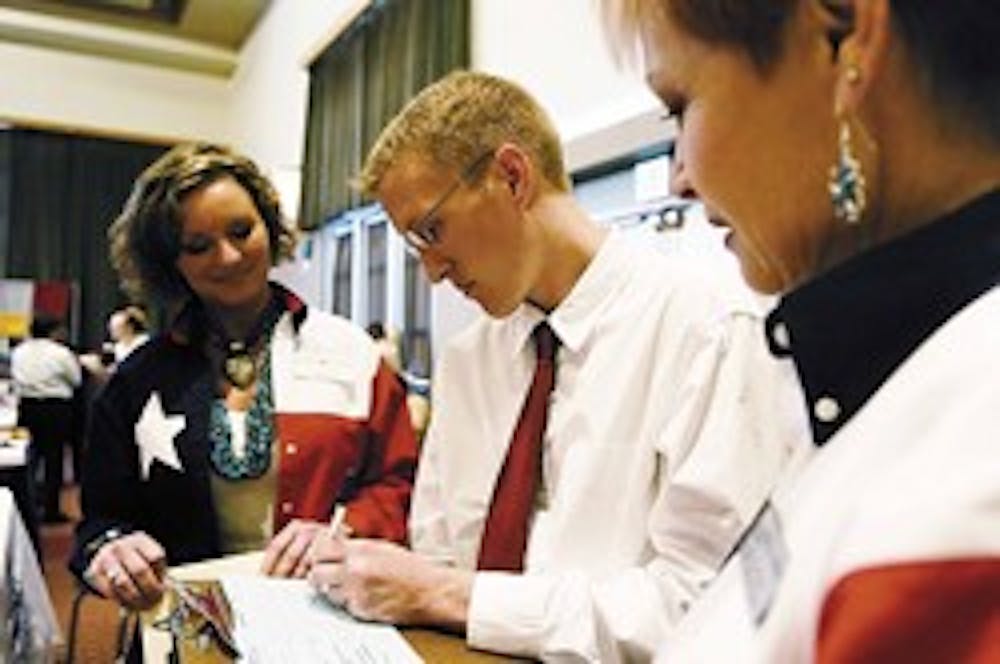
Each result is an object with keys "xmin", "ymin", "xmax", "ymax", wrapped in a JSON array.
[
  {"xmin": 332, "ymin": 233, "xmax": 352, "ymax": 318},
  {"xmin": 404, "ymin": 251, "xmax": 432, "ymax": 379},
  {"xmin": 366, "ymin": 223, "xmax": 387, "ymax": 325},
  {"xmin": 319, "ymin": 205, "xmax": 433, "ymax": 387}
]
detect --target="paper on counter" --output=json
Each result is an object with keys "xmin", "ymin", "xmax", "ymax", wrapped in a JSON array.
[{"xmin": 221, "ymin": 576, "xmax": 423, "ymax": 663}]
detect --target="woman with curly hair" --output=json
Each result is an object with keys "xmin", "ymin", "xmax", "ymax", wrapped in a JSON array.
[{"xmin": 70, "ymin": 143, "xmax": 417, "ymax": 620}]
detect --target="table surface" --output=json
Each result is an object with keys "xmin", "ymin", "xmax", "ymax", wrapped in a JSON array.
[
  {"xmin": 0, "ymin": 429, "xmax": 29, "ymax": 468},
  {"xmin": 142, "ymin": 551, "xmax": 529, "ymax": 663}
]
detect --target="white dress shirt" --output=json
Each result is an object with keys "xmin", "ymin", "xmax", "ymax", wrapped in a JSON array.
[
  {"xmin": 11, "ymin": 337, "xmax": 81, "ymax": 399},
  {"xmin": 410, "ymin": 231, "xmax": 808, "ymax": 662},
  {"xmin": 662, "ymin": 289, "xmax": 1000, "ymax": 663},
  {"xmin": 113, "ymin": 332, "xmax": 150, "ymax": 364}
]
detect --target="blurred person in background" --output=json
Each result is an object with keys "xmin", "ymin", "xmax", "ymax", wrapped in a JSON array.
[
  {"xmin": 603, "ymin": 0, "xmax": 1000, "ymax": 661},
  {"xmin": 12, "ymin": 314, "xmax": 81, "ymax": 523},
  {"xmin": 108, "ymin": 304, "xmax": 151, "ymax": 366},
  {"xmin": 70, "ymin": 143, "xmax": 418, "ymax": 621},
  {"xmin": 366, "ymin": 321, "xmax": 403, "ymax": 374}
]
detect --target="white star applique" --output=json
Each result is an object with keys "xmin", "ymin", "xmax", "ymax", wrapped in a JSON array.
[{"xmin": 135, "ymin": 392, "xmax": 186, "ymax": 480}]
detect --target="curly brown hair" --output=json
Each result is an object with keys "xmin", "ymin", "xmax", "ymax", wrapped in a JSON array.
[{"xmin": 109, "ymin": 142, "xmax": 297, "ymax": 306}]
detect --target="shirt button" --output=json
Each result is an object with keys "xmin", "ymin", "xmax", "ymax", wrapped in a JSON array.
[
  {"xmin": 771, "ymin": 322, "xmax": 791, "ymax": 351},
  {"xmin": 813, "ymin": 396, "xmax": 841, "ymax": 423},
  {"xmin": 286, "ymin": 442, "xmax": 298, "ymax": 455},
  {"xmin": 281, "ymin": 501, "xmax": 294, "ymax": 515}
]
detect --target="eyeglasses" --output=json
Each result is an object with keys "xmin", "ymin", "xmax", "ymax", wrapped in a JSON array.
[{"xmin": 403, "ymin": 150, "xmax": 494, "ymax": 254}]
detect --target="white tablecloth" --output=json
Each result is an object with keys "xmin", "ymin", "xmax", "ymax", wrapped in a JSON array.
[
  {"xmin": 0, "ymin": 488, "xmax": 61, "ymax": 660},
  {"xmin": 0, "ymin": 430, "xmax": 30, "ymax": 468}
]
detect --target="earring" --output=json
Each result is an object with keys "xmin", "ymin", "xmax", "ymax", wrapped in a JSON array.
[
  {"xmin": 828, "ymin": 119, "xmax": 867, "ymax": 224},
  {"xmin": 844, "ymin": 63, "xmax": 861, "ymax": 85}
]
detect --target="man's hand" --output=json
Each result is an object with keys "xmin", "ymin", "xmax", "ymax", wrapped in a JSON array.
[
  {"xmin": 84, "ymin": 532, "xmax": 166, "ymax": 611},
  {"xmin": 261, "ymin": 519, "xmax": 327, "ymax": 578},
  {"xmin": 308, "ymin": 537, "xmax": 472, "ymax": 631}
]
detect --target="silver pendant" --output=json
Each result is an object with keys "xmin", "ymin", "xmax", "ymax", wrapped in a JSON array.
[{"xmin": 224, "ymin": 352, "xmax": 256, "ymax": 389}]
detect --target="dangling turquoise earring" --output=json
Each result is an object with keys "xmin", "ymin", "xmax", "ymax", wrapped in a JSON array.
[
  {"xmin": 829, "ymin": 64, "xmax": 867, "ymax": 224},
  {"xmin": 829, "ymin": 118, "xmax": 867, "ymax": 225}
]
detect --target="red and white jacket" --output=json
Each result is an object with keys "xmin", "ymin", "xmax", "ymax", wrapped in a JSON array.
[{"xmin": 71, "ymin": 289, "xmax": 418, "ymax": 575}]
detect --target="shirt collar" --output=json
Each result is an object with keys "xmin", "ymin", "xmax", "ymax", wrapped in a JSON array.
[
  {"xmin": 502, "ymin": 230, "xmax": 627, "ymax": 358},
  {"xmin": 766, "ymin": 188, "xmax": 1000, "ymax": 444},
  {"xmin": 167, "ymin": 281, "xmax": 307, "ymax": 347}
]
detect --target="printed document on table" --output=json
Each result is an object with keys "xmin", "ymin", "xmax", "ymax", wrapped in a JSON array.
[{"xmin": 221, "ymin": 576, "xmax": 423, "ymax": 663}]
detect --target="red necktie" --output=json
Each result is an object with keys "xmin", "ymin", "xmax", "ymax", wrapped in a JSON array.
[{"xmin": 478, "ymin": 323, "xmax": 558, "ymax": 571}]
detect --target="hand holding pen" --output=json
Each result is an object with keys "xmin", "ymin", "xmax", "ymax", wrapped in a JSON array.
[
  {"xmin": 261, "ymin": 504, "xmax": 350, "ymax": 578},
  {"xmin": 328, "ymin": 503, "xmax": 349, "ymax": 538},
  {"xmin": 307, "ymin": 503, "xmax": 352, "ymax": 600}
]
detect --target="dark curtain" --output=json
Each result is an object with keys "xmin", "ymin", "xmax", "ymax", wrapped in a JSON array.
[
  {"xmin": 0, "ymin": 132, "xmax": 10, "ymax": 277},
  {"xmin": 4, "ymin": 129, "xmax": 166, "ymax": 350},
  {"xmin": 300, "ymin": 0, "xmax": 470, "ymax": 230}
]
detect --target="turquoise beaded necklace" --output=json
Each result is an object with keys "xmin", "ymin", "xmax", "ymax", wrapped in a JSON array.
[{"xmin": 207, "ymin": 301, "xmax": 283, "ymax": 480}]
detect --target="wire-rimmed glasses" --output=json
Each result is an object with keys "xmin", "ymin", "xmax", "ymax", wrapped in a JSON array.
[{"xmin": 402, "ymin": 150, "xmax": 495, "ymax": 254}]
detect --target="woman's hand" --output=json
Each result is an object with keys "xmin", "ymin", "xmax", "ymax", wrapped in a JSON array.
[
  {"xmin": 261, "ymin": 519, "xmax": 328, "ymax": 578},
  {"xmin": 84, "ymin": 532, "xmax": 167, "ymax": 611}
]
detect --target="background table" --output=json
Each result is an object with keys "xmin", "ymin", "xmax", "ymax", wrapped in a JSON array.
[
  {"xmin": 0, "ymin": 487, "xmax": 61, "ymax": 659},
  {"xmin": 0, "ymin": 429, "xmax": 37, "ymax": 554}
]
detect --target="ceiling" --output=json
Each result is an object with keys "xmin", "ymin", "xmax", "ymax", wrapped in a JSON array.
[{"xmin": 0, "ymin": 0, "xmax": 271, "ymax": 76}]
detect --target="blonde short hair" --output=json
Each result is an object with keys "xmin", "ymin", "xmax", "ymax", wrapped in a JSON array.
[
  {"xmin": 358, "ymin": 70, "xmax": 571, "ymax": 196},
  {"xmin": 600, "ymin": 0, "xmax": 647, "ymax": 67}
]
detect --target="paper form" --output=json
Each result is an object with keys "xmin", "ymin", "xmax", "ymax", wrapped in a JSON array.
[{"xmin": 221, "ymin": 576, "xmax": 423, "ymax": 663}]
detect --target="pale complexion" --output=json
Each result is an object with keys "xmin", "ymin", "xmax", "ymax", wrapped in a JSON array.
[
  {"xmin": 641, "ymin": 0, "xmax": 1000, "ymax": 293},
  {"xmin": 641, "ymin": 1, "xmax": 839, "ymax": 293},
  {"xmin": 175, "ymin": 176, "xmax": 273, "ymax": 337},
  {"xmin": 376, "ymin": 144, "xmax": 603, "ymax": 315},
  {"xmin": 308, "ymin": 142, "xmax": 605, "ymax": 630}
]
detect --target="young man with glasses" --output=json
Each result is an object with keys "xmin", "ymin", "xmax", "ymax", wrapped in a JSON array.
[{"xmin": 309, "ymin": 70, "xmax": 807, "ymax": 661}]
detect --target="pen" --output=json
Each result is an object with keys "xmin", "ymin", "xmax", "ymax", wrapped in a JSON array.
[{"xmin": 329, "ymin": 503, "xmax": 348, "ymax": 537}]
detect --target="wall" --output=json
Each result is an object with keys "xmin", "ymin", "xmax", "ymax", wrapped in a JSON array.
[
  {"xmin": 0, "ymin": 130, "xmax": 8, "ymax": 276},
  {"xmin": 1, "ymin": 0, "xmax": 669, "ymax": 345},
  {"xmin": 236, "ymin": 0, "xmax": 662, "ymax": 212},
  {"xmin": 471, "ymin": 0, "xmax": 663, "ymax": 171},
  {"xmin": 0, "ymin": 0, "xmax": 372, "ymax": 309},
  {"xmin": 225, "ymin": 0, "xmax": 366, "ymax": 219},
  {"xmin": 228, "ymin": 0, "xmax": 371, "ymax": 306},
  {"xmin": 0, "ymin": 40, "xmax": 230, "ymax": 143}
]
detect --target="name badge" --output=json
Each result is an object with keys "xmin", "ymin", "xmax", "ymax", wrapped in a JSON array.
[
  {"xmin": 739, "ymin": 501, "xmax": 788, "ymax": 625},
  {"xmin": 278, "ymin": 352, "xmax": 365, "ymax": 416},
  {"xmin": 291, "ymin": 353, "xmax": 354, "ymax": 383}
]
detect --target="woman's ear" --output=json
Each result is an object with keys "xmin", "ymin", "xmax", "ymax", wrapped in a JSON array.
[
  {"xmin": 831, "ymin": 0, "xmax": 891, "ymax": 114},
  {"xmin": 493, "ymin": 143, "xmax": 535, "ymax": 207}
]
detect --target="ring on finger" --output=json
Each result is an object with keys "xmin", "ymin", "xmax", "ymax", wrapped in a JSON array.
[{"xmin": 105, "ymin": 567, "xmax": 123, "ymax": 585}]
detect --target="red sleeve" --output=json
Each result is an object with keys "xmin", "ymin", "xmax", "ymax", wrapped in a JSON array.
[
  {"xmin": 343, "ymin": 361, "xmax": 419, "ymax": 544},
  {"xmin": 817, "ymin": 558, "xmax": 1000, "ymax": 663}
]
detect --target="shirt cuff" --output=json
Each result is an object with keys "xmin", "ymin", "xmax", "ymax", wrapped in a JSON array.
[{"xmin": 467, "ymin": 571, "xmax": 555, "ymax": 658}]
